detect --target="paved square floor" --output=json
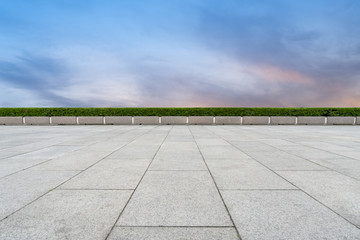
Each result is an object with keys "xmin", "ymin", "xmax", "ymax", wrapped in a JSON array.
[{"xmin": 0, "ymin": 125, "xmax": 359, "ymax": 239}]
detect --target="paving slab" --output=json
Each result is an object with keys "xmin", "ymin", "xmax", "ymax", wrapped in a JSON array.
[
  {"xmin": 222, "ymin": 190, "xmax": 360, "ymax": 240},
  {"xmin": 229, "ymin": 141, "xmax": 277, "ymax": 152},
  {"xmin": 247, "ymin": 151, "xmax": 327, "ymax": 170},
  {"xmin": 150, "ymin": 140, "xmax": 207, "ymax": 170},
  {"xmin": 108, "ymin": 145, "xmax": 161, "ymax": 159},
  {"xmin": 108, "ymin": 227, "xmax": 239, "ymax": 240},
  {"xmin": 195, "ymin": 138, "xmax": 229, "ymax": 146},
  {"xmin": 36, "ymin": 150, "xmax": 112, "ymax": 171},
  {"xmin": 0, "ymin": 150, "xmax": 22, "ymax": 160},
  {"xmin": 117, "ymin": 171, "xmax": 232, "ymax": 226},
  {"xmin": 198, "ymin": 145, "xmax": 251, "ymax": 160},
  {"xmin": 149, "ymin": 156, "xmax": 206, "ymax": 171},
  {"xmin": 206, "ymin": 159, "xmax": 296, "ymax": 190},
  {"xmin": 11, "ymin": 145, "xmax": 83, "ymax": 160},
  {"xmin": 61, "ymin": 158, "xmax": 151, "ymax": 189},
  {"xmin": 285, "ymin": 148, "xmax": 343, "ymax": 161},
  {"xmin": 303, "ymin": 157, "xmax": 360, "ymax": 180},
  {"xmin": 0, "ymin": 190, "xmax": 132, "ymax": 240},
  {"xmin": 0, "ymin": 169, "xmax": 77, "ymax": 220},
  {"xmin": 278, "ymin": 170, "xmax": 360, "ymax": 227},
  {"xmin": 79, "ymin": 141, "xmax": 129, "ymax": 152},
  {"xmin": 336, "ymin": 151, "xmax": 360, "ymax": 160},
  {"xmin": 0, "ymin": 157, "xmax": 50, "ymax": 178}
]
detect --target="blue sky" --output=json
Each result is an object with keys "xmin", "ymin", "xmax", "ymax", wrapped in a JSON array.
[{"xmin": 0, "ymin": 0, "xmax": 359, "ymax": 107}]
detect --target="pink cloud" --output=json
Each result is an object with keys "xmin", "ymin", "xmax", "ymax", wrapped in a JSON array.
[{"xmin": 250, "ymin": 63, "xmax": 314, "ymax": 86}]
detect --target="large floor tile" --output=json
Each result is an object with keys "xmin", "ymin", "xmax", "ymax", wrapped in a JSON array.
[
  {"xmin": 247, "ymin": 151, "xmax": 327, "ymax": 170},
  {"xmin": 13, "ymin": 145, "xmax": 83, "ymax": 160},
  {"xmin": 222, "ymin": 190, "xmax": 360, "ymax": 240},
  {"xmin": 0, "ymin": 157, "xmax": 49, "ymax": 178},
  {"xmin": 198, "ymin": 145, "xmax": 250, "ymax": 160},
  {"xmin": 108, "ymin": 227, "xmax": 239, "ymax": 240},
  {"xmin": 206, "ymin": 159, "xmax": 296, "ymax": 190},
  {"xmin": 61, "ymin": 158, "xmax": 151, "ymax": 189},
  {"xmin": 0, "ymin": 169, "xmax": 78, "ymax": 220},
  {"xmin": 117, "ymin": 171, "xmax": 232, "ymax": 226},
  {"xmin": 35, "ymin": 150, "xmax": 111, "ymax": 171},
  {"xmin": 0, "ymin": 190, "xmax": 132, "ymax": 240},
  {"xmin": 149, "ymin": 157, "xmax": 207, "ymax": 170},
  {"xmin": 302, "ymin": 157, "xmax": 360, "ymax": 180},
  {"xmin": 278, "ymin": 170, "xmax": 360, "ymax": 227}
]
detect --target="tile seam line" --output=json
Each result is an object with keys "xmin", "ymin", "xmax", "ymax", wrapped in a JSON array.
[
  {"xmin": 114, "ymin": 225, "xmax": 236, "ymax": 228},
  {"xmin": 0, "ymin": 125, "xmax": 135, "ymax": 165},
  {"xmin": 220, "ymin": 189, "xmax": 302, "ymax": 191},
  {"xmin": 281, "ymin": 138, "xmax": 360, "ymax": 181},
  {"xmin": 104, "ymin": 125, "xmax": 173, "ymax": 240},
  {"xmin": 0, "ymin": 126, "xmax": 142, "ymax": 180},
  {"xmin": 0, "ymin": 127, "xmax": 94, "ymax": 151},
  {"xmin": 252, "ymin": 127, "xmax": 360, "ymax": 182},
  {"xmin": 148, "ymin": 170, "xmax": 208, "ymax": 172},
  {"xmin": 188, "ymin": 125, "xmax": 243, "ymax": 240},
  {"xmin": 57, "ymin": 188, "xmax": 136, "ymax": 191},
  {"xmin": 210, "ymin": 125, "xmax": 360, "ymax": 230},
  {"xmin": 222, "ymin": 125, "xmax": 359, "ymax": 181},
  {"xmin": 0, "ymin": 126, "xmax": 154, "ymax": 223}
]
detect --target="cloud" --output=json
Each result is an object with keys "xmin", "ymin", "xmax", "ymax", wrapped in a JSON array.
[
  {"xmin": 0, "ymin": 54, "xmax": 82, "ymax": 106},
  {"xmin": 195, "ymin": 0, "xmax": 360, "ymax": 106},
  {"xmin": 1, "ymin": 0, "xmax": 360, "ymax": 107}
]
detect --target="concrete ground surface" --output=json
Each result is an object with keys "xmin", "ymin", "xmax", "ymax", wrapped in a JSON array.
[{"xmin": 0, "ymin": 125, "xmax": 359, "ymax": 240}]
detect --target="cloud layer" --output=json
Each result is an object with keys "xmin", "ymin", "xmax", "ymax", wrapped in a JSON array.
[{"xmin": 0, "ymin": 0, "xmax": 359, "ymax": 107}]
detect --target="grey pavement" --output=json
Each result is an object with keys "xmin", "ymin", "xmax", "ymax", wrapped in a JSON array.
[{"xmin": 0, "ymin": 125, "xmax": 359, "ymax": 239}]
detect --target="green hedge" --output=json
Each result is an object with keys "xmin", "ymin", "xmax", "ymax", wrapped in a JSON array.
[{"xmin": 0, "ymin": 108, "xmax": 359, "ymax": 116}]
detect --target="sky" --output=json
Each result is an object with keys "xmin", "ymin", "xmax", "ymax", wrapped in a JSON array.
[{"xmin": 0, "ymin": 0, "xmax": 360, "ymax": 107}]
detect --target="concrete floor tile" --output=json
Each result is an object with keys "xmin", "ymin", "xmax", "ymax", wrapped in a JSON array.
[
  {"xmin": 229, "ymin": 141, "xmax": 277, "ymax": 152},
  {"xmin": 247, "ymin": 151, "xmax": 327, "ymax": 170},
  {"xmin": 0, "ymin": 157, "xmax": 49, "ymax": 178},
  {"xmin": 0, "ymin": 151, "xmax": 24, "ymax": 160},
  {"xmin": 108, "ymin": 145, "xmax": 160, "ymax": 159},
  {"xmin": 61, "ymin": 158, "xmax": 151, "ymax": 189},
  {"xmin": 0, "ymin": 169, "xmax": 78, "ymax": 220},
  {"xmin": 117, "ymin": 171, "xmax": 232, "ymax": 226},
  {"xmin": 0, "ymin": 190, "xmax": 132, "ymax": 240},
  {"xmin": 108, "ymin": 227, "xmax": 239, "ymax": 240},
  {"xmin": 303, "ymin": 157, "xmax": 360, "ymax": 180},
  {"xmin": 206, "ymin": 159, "xmax": 296, "ymax": 190},
  {"xmin": 149, "ymin": 157, "xmax": 207, "ymax": 171},
  {"xmin": 198, "ymin": 145, "xmax": 250, "ymax": 160},
  {"xmin": 35, "ymin": 150, "xmax": 111, "ymax": 171},
  {"xmin": 222, "ymin": 190, "xmax": 360, "ymax": 240},
  {"xmin": 13, "ymin": 145, "xmax": 83, "ymax": 160},
  {"xmin": 278, "ymin": 170, "xmax": 360, "ymax": 227}
]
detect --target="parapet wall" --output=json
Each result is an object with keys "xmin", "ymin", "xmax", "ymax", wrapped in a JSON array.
[{"xmin": 0, "ymin": 116, "xmax": 359, "ymax": 125}]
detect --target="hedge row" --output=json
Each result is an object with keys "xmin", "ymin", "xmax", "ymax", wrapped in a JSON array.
[{"xmin": 0, "ymin": 108, "xmax": 359, "ymax": 116}]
